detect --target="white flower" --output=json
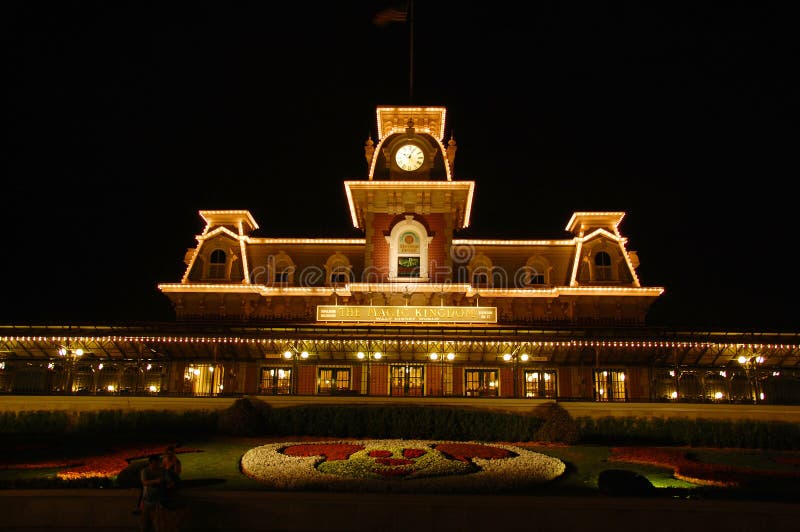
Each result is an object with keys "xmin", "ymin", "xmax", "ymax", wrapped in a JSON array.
[{"xmin": 240, "ymin": 439, "xmax": 565, "ymax": 493}]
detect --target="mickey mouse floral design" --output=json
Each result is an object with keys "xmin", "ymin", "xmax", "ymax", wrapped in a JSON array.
[{"xmin": 241, "ymin": 440, "xmax": 565, "ymax": 493}]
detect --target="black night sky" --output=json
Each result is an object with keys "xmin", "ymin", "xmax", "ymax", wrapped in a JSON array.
[{"xmin": 3, "ymin": 2, "xmax": 795, "ymax": 331}]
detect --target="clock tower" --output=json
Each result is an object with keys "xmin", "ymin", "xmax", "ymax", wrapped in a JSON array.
[{"xmin": 346, "ymin": 106, "xmax": 473, "ymax": 287}]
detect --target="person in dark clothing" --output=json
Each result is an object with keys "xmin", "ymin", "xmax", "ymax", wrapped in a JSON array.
[
  {"xmin": 139, "ymin": 454, "xmax": 166, "ymax": 532},
  {"xmin": 162, "ymin": 445, "xmax": 182, "ymax": 490}
]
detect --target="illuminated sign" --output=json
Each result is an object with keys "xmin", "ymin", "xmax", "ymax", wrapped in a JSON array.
[{"xmin": 316, "ymin": 305, "xmax": 497, "ymax": 323}]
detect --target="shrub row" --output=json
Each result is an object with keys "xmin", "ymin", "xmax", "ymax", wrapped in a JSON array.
[
  {"xmin": 0, "ymin": 409, "xmax": 218, "ymax": 437},
  {"xmin": 576, "ymin": 415, "xmax": 800, "ymax": 449},
  {"xmin": 4, "ymin": 403, "xmax": 798, "ymax": 449},
  {"xmin": 216, "ymin": 399, "xmax": 578, "ymax": 443}
]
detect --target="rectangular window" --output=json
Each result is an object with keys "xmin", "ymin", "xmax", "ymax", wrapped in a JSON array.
[
  {"xmin": 330, "ymin": 273, "xmax": 348, "ymax": 284},
  {"xmin": 595, "ymin": 266, "xmax": 612, "ymax": 281},
  {"xmin": 397, "ymin": 256, "xmax": 420, "ymax": 277},
  {"xmin": 464, "ymin": 369, "xmax": 499, "ymax": 397},
  {"xmin": 208, "ymin": 264, "xmax": 226, "ymax": 279},
  {"xmin": 259, "ymin": 367, "xmax": 292, "ymax": 395},
  {"xmin": 472, "ymin": 273, "xmax": 488, "ymax": 286},
  {"xmin": 275, "ymin": 271, "xmax": 289, "ymax": 283},
  {"xmin": 593, "ymin": 369, "xmax": 627, "ymax": 402},
  {"xmin": 529, "ymin": 274, "xmax": 545, "ymax": 285},
  {"xmin": 523, "ymin": 370, "xmax": 557, "ymax": 398},
  {"xmin": 389, "ymin": 365, "xmax": 424, "ymax": 396},
  {"xmin": 318, "ymin": 367, "xmax": 351, "ymax": 394},
  {"xmin": 183, "ymin": 364, "xmax": 224, "ymax": 397}
]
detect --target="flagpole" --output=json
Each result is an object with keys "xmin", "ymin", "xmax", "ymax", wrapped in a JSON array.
[{"xmin": 408, "ymin": 0, "xmax": 414, "ymax": 104}]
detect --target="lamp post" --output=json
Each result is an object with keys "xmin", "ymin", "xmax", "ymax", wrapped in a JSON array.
[
  {"xmin": 737, "ymin": 354, "xmax": 765, "ymax": 403},
  {"xmin": 57, "ymin": 345, "xmax": 84, "ymax": 394},
  {"xmin": 356, "ymin": 351, "xmax": 382, "ymax": 395},
  {"xmin": 283, "ymin": 349, "xmax": 309, "ymax": 395},
  {"xmin": 502, "ymin": 350, "xmax": 529, "ymax": 398},
  {"xmin": 429, "ymin": 352, "xmax": 455, "ymax": 396}
]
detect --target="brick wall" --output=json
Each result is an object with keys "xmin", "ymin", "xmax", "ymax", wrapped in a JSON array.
[
  {"xmin": 297, "ymin": 365, "xmax": 317, "ymax": 394},
  {"xmin": 367, "ymin": 213, "xmax": 450, "ymax": 281}
]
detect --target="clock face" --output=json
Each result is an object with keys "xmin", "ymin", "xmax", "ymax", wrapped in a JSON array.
[{"xmin": 395, "ymin": 144, "xmax": 425, "ymax": 171}]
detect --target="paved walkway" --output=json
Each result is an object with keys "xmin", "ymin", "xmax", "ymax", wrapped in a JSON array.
[{"xmin": 2, "ymin": 489, "xmax": 799, "ymax": 531}]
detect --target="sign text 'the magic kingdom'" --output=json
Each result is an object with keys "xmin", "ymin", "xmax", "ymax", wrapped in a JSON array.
[{"xmin": 316, "ymin": 305, "xmax": 497, "ymax": 323}]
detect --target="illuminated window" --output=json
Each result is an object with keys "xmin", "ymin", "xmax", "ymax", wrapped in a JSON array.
[
  {"xmin": 652, "ymin": 369, "xmax": 678, "ymax": 400},
  {"xmin": 386, "ymin": 217, "xmax": 432, "ymax": 280},
  {"xmin": 260, "ymin": 366, "xmax": 292, "ymax": 395},
  {"xmin": 96, "ymin": 364, "xmax": 119, "ymax": 394},
  {"xmin": 464, "ymin": 369, "xmax": 498, "ymax": 397},
  {"xmin": 594, "ymin": 251, "xmax": 612, "ymax": 281},
  {"xmin": 318, "ymin": 367, "xmax": 351, "ymax": 394},
  {"xmin": 593, "ymin": 369, "xmax": 626, "ymax": 402},
  {"xmin": 143, "ymin": 364, "xmax": 163, "ymax": 394},
  {"xmin": 390, "ymin": 364, "xmax": 424, "ymax": 396},
  {"xmin": 183, "ymin": 364, "xmax": 224, "ymax": 396},
  {"xmin": 704, "ymin": 372, "xmax": 729, "ymax": 402},
  {"xmin": 209, "ymin": 249, "xmax": 226, "ymax": 279},
  {"xmin": 523, "ymin": 370, "xmax": 557, "ymax": 398},
  {"xmin": 397, "ymin": 256, "xmax": 421, "ymax": 277}
]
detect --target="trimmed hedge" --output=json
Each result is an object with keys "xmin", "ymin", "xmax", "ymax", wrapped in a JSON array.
[
  {"xmin": 0, "ymin": 409, "xmax": 218, "ymax": 437},
  {"xmin": 266, "ymin": 404, "xmax": 546, "ymax": 441},
  {"xmin": 5, "ymin": 403, "xmax": 799, "ymax": 449},
  {"xmin": 576, "ymin": 415, "xmax": 800, "ymax": 449}
]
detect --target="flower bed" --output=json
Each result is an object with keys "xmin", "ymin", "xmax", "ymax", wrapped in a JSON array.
[
  {"xmin": 608, "ymin": 447, "xmax": 800, "ymax": 488},
  {"xmin": 240, "ymin": 439, "xmax": 565, "ymax": 493},
  {"xmin": 0, "ymin": 444, "xmax": 199, "ymax": 481}
]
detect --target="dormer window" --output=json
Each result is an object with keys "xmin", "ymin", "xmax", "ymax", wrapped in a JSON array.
[
  {"xmin": 209, "ymin": 249, "xmax": 226, "ymax": 279},
  {"xmin": 331, "ymin": 272, "xmax": 349, "ymax": 284},
  {"xmin": 529, "ymin": 274, "xmax": 545, "ymax": 285},
  {"xmin": 595, "ymin": 251, "xmax": 612, "ymax": 281},
  {"xmin": 467, "ymin": 253, "xmax": 493, "ymax": 288},
  {"xmin": 269, "ymin": 251, "xmax": 295, "ymax": 286},
  {"xmin": 325, "ymin": 253, "xmax": 353, "ymax": 287}
]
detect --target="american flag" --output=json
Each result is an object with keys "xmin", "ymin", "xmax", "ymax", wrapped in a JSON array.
[{"xmin": 372, "ymin": 5, "xmax": 408, "ymax": 26}]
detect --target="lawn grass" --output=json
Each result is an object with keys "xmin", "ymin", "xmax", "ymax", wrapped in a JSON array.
[{"xmin": 2, "ymin": 435, "xmax": 799, "ymax": 501}]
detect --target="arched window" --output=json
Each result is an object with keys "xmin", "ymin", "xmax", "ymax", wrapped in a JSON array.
[
  {"xmin": 468, "ymin": 254, "xmax": 493, "ymax": 287},
  {"xmin": 594, "ymin": 251, "xmax": 612, "ymax": 281},
  {"xmin": 385, "ymin": 216, "xmax": 432, "ymax": 280},
  {"xmin": 325, "ymin": 253, "xmax": 353, "ymax": 285},
  {"xmin": 209, "ymin": 249, "xmax": 226, "ymax": 279},
  {"xmin": 397, "ymin": 231, "xmax": 420, "ymax": 277},
  {"xmin": 270, "ymin": 252, "xmax": 295, "ymax": 285},
  {"xmin": 524, "ymin": 256, "xmax": 550, "ymax": 286}
]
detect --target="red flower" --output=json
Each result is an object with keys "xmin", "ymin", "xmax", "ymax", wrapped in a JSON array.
[
  {"xmin": 368, "ymin": 450, "xmax": 392, "ymax": 458},
  {"xmin": 283, "ymin": 444, "xmax": 364, "ymax": 461},
  {"xmin": 435, "ymin": 443, "xmax": 514, "ymax": 462},
  {"xmin": 403, "ymin": 449, "xmax": 426, "ymax": 459},
  {"xmin": 608, "ymin": 447, "xmax": 800, "ymax": 488}
]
